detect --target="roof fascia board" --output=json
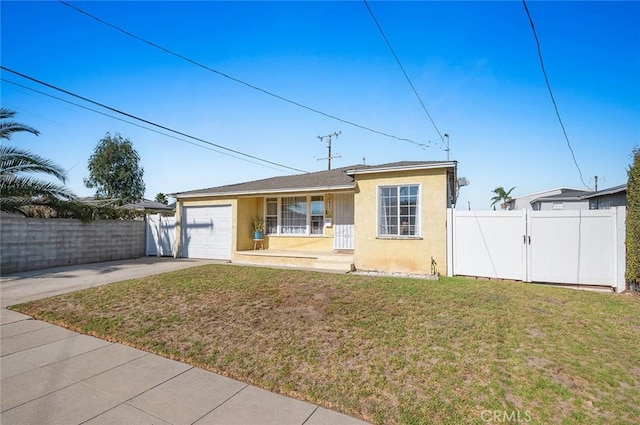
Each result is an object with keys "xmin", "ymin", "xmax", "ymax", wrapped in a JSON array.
[{"xmin": 347, "ymin": 162, "xmax": 456, "ymax": 176}]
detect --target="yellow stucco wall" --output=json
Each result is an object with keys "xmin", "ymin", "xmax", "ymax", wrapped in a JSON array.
[
  {"xmin": 353, "ymin": 169, "xmax": 448, "ymax": 275},
  {"xmin": 236, "ymin": 197, "xmax": 263, "ymax": 251},
  {"xmin": 265, "ymin": 235, "xmax": 333, "ymax": 251}
]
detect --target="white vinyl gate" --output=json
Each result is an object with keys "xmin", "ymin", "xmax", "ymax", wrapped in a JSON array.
[
  {"xmin": 333, "ymin": 193, "xmax": 355, "ymax": 250},
  {"xmin": 447, "ymin": 208, "xmax": 626, "ymax": 291},
  {"xmin": 146, "ymin": 214, "xmax": 176, "ymax": 257}
]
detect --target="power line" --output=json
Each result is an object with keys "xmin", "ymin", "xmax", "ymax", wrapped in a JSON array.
[
  {"xmin": 2, "ymin": 78, "xmax": 289, "ymax": 173},
  {"xmin": 1, "ymin": 66, "xmax": 308, "ymax": 174},
  {"xmin": 363, "ymin": 0, "xmax": 444, "ymax": 145},
  {"xmin": 58, "ymin": 0, "xmax": 429, "ymax": 150},
  {"xmin": 522, "ymin": 0, "xmax": 589, "ymax": 189}
]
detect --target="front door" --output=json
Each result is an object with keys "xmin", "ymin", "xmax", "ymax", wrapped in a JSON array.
[{"xmin": 333, "ymin": 193, "xmax": 354, "ymax": 250}]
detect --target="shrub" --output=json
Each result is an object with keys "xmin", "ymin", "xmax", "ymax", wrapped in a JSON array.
[{"xmin": 626, "ymin": 146, "xmax": 639, "ymax": 292}]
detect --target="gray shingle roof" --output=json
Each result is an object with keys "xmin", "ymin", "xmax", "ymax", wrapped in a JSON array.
[
  {"xmin": 581, "ymin": 184, "xmax": 627, "ymax": 199},
  {"xmin": 172, "ymin": 161, "xmax": 453, "ymax": 198},
  {"xmin": 534, "ymin": 190, "xmax": 592, "ymax": 202},
  {"xmin": 534, "ymin": 184, "xmax": 627, "ymax": 202},
  {"xmin": 120, "ymin": 199, "xmax": 175, "ymax": 211}
]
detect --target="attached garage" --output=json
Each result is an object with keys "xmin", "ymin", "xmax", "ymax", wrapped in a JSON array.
[{"xmin": 182, "ymin": 205, "xmax": 232, "ymax": 260}]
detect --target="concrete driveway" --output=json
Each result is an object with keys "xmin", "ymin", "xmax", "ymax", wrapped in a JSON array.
[{"xmin": 0, "ymin": 257, "xmax": 218, "ymax": 308}]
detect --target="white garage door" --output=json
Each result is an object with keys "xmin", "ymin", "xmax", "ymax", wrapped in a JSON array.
[{"xmin": 182, "ymin": 205, "xmax": 232, "ymax": 260}]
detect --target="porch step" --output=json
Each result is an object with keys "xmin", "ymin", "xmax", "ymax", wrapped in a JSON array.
[
  {"xmin": 235, "ymin": 250, "xmax": 354, "ymax": 273},
  {"xmin": 314, "ymin": 254, "xmax": 355, "ymax": 272}
]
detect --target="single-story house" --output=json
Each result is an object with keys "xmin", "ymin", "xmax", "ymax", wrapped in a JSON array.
[
  {"xmin": 508, "ymin": 184, "xmax": 627, "ymax": 211},
  {"xmin": 507, "ymin": 187, "xmax": 589, "ymax": 210},
  {"xmin": 581, "ymin": 184, "xmax": 627, "ymax": 210},
  {"xmin": 170, "ymin": 161, "xmax": 458, "ymax": 275}
]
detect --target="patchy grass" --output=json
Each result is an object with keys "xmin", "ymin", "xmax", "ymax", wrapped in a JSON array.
[{"xmin": 11, "ymin": 264, "xmax": 640, "ymax": 424}]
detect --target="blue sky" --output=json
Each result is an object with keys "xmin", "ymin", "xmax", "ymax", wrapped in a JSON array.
[{"xmin": 2, "ymin": 1, "xmax": 638, "ymax": 209}]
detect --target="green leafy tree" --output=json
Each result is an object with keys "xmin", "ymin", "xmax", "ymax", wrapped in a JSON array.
[
  {"xmin": 626, "ymin": 146, "xmax": 639, "ymax": 292},
  {"xmin": 84, "ymin": 133, "xmax": 145, "ymax": 204},
  {"xmin": 0, "ymin": 109, "xmax": 75, "ymax": 214},
  {"xmin": 490, "ymin": 186, "xmax": 516, "ymax": 210},
  {"xmin": 155, "ymin": 192, "xmax": 168, "ymax": 205},
  {"xmin": 0, "ymin": 108, "xmax": 40, "ymax": 140}
]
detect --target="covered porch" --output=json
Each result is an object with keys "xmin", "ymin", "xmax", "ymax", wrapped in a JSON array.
[{"xmin": 234, "ymin": 249, "xmax": 354, "ymax": 272}]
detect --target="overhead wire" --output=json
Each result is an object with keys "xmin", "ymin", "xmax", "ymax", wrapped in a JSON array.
[
  {"xmin": 522, "ymin": 0, "xmax": 589, "ymax": 189},
  {"xmin": 58, "ymin": 0, "xmax": 429, "ymax": 150},
  {"xmin": 1, "ymin": 78, "xmax": 289, "ymax": 173},
  {"xmin": 0, "ymin": 66, "xmax": 308, "ymax": 174},
  {"xmin": 363, "ymin": 0, "xmax": 444, "ymax": 146}
]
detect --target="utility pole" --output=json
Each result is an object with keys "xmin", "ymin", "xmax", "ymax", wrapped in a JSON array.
[
  {"xmin": 317, "ymin": 131, "xmax": 341, "ymax": 170},
  {"xmin": 594, "ymin": 175, "xmax": 598, "ymax": 191},
  {"xmin": 444, "ymin": 133, "xmax": 450, "ymax": 161}
]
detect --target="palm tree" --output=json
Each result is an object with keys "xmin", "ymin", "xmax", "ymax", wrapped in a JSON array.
[
  {"xmin": 155, "ymin": 192, "xmax": 168, "ymax": 205},
  {"xmin": 0, "ymin": 146, "xmax": 75, "ymax": 214},
  {"xmin": 0, "ymin": 108, "xmax": 40, "ymax": 140},
  {"xmin": 490, "ymin": 186, "xmax": 516, "ymax": 210},
  {"xmin": 0, "ymin": 109, "xmax": 75, "ymax": 214}
]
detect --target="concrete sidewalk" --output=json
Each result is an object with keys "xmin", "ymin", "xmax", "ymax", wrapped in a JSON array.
[{"xmin": 1, "ymin": 259, "xmax": 370, "ymax": 425}]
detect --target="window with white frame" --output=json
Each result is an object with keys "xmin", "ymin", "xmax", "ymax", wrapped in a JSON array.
[
  {"xmin": 266, "ymin": 198, "xmax": 278, "ymax": 234},
  {"xmin": 265, "ymin": 195, "xmax": 325, "ymax": 235},
  {"xmin": 378, "ymin": 185, "xmax": 420, "ymax": 237},
  {"xmin": 281, "ymin": 196, "xmax": 307, "ymax": 234},
  {"xmin": 310, "ymin": 196, "xmax": 324, "ymax": 235}
]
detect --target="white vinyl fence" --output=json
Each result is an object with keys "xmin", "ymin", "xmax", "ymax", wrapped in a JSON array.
[
  {"xmin": 446, "ymin": 207, "xmax": 626, "ymax": 292},
  {"xmin": 145, "ymin": 214, "xmax": 176, "ymax": 257}
]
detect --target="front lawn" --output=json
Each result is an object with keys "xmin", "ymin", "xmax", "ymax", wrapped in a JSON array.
[{"xmin": 12, "ymin": 264, "xmax": 640, "ymax": 424}]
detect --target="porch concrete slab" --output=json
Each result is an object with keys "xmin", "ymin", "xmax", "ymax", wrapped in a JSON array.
[
  {"xmin": 306, "ymin": 407, "xmax": 372, "ymax": 425},
  {"xmin": 18, "ymin": 333, "xmax": 110, "ymax": 367},
  {"xmin": 0, "ymin": 317, "xmax": 52, "ymax": 338},
  {"xmin": 45, "ymin": 343, "xmax": 147, "ymax": 382},
  {"xmin": 0, "ymin": 308, "xmax": 32, "ymax": 325},
  {"xmin": 0, "ymin": 324, "xmax": 77, "ymax": 354},
  {"xmin": 1, "ymin": 365, "xmax": 78, "ymax": 411},
  {"xmin": 84, "ymin": 403, "xmax": 172, "ymax": 425},
  {"xmin": 82, "ymin": 353, "xmax": 192, "ymax": 402},
  {"xmin": 0, "ymin": 352, "xmax": 41, "ymax": 379},
  {"xmin": 194, "ymin": 385, "xmax": 317, "ymax": 425},
  {"xmin": 0, "ymin": 382, "xmax": 121, "ymax": 425},
  {"xmin": 129, "ymin": 367, "xmax": 247, "ymax": 425}
]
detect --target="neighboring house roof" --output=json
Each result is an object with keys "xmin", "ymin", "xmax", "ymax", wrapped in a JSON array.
[
  {"xmin": 77, "ymin": 196, "xmax": 173, "ymax": 211},
  {"xmin": 581, "ymin": 184, "xmax": 627, "ymax": 199},
  {"xmin": 533, "ymin": 189, "xmax": 592, "ymax": 203},
  {"xmin": 171, "ymin": 161, "xmax": 455, "ymax": 198},
  {"xmin": 76, "ymin": 196, "xmax": 120, "ymax": 207},
  {"xmin": 533, "ymin": 185, "xmax": 627, "ymax": 203},
  {"xmin": 508, "ymin": 187, "xmax": 583, "ymax": 201},
  {"xmin": 120, "ymin": 199, "xmax": 174, "ymax": 211}
]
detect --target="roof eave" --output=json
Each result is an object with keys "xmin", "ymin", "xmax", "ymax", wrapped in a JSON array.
[
  {"xmin": 346, "ymin": 161, "xmax": 457, "ymax": 176},
  {"xmin": 581, "ymin": 185, "xmax": 627, "ymax": 199},
  {"xmin": 172, "ymin": 184, "xmax": 356, "ymax": 199}
]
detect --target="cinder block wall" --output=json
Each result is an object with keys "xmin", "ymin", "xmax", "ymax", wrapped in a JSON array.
[{"xmin": 1, "ymin": 217, "xmax": 145, "ymax": 274}]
